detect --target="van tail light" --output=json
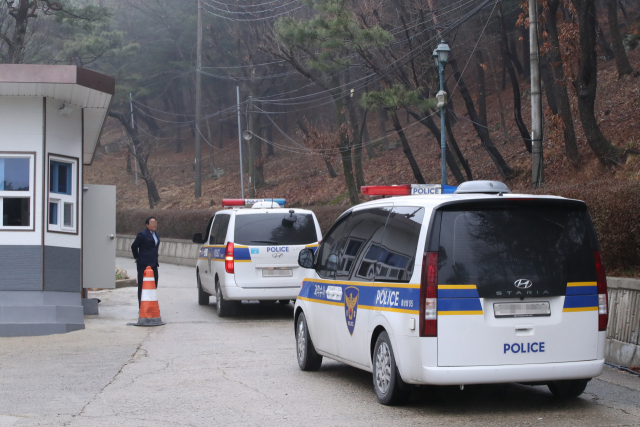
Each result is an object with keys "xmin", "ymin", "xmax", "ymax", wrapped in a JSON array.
[
  {"xmin": 594, "ymin": 251, "xmax": 608, "ymax": 332},
  {"xmin": 225, "ymin": 242, "xmax": 235, "ymax": 274},
  {"xmin": 420, "ymin": 252, "xmax": 438, "ymax": 337}
]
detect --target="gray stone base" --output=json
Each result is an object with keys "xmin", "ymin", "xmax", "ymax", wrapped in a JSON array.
[
  {"xmin": 0, "ymin": 291, "xmax": 85, "ymax": 337},
  {"xmin": 115, "ymin": 278, "xmax": 137, "ymax": 289},
  {"xmin": 82, "ymin": 298, "xmax": 99, "ymax": 315},
  {"xmin": 605, "ymin": 338, "xmax": 640, "ymax": 368}
]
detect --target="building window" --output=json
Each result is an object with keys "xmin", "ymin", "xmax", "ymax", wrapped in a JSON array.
[
  {"xmin": 48, "ymin": 156, "xmax": 77, "ymax": 233},
  {"xmin": 0, "ymin": 155, "xmax": 34, "ymax": 230}
]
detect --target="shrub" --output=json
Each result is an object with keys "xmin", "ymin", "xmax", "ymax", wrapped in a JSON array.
[
  {"xmin": 117, "ymin": 209, "xmax": 218, "ymax": 240},
  {"xmin": 528, "ymin": 180, "xmax": 640, "ymax": 277}
]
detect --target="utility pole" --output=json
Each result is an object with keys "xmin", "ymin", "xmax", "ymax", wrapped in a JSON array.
[
  {"xmin": 530, "ymin": 0, "xmax": 543, "ymax": 187},
  {"xmin": 237, "ymin": 86, "xmax": 245, "ymax": 199},
  {"xmin": 129, "ymin": 92, "xmax": 138, "ymax": 186},
  {"xmin": 194, "ymin": 0, "xmax": 203, "ymax": 198},
  {"xmin": 247, "ymin": 96, "xmax": 255, "ymax": 198}
]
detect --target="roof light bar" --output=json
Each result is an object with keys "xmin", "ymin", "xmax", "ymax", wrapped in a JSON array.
[
  {"xmin": 361, "ymin": 184, "xmax": 457, "ymax": 197},
  {"xmin": 221, "ymin": 198, "xmax": 286, "ymax": 207}
]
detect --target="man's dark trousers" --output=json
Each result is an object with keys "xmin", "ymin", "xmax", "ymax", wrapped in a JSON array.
[
  {"xmin": 136, "ymin": 264, "xmax": 158, "ymax": 307},
  {"xmin": 131, "ymin": 228, "xmax": 161, "ymax": 308}
]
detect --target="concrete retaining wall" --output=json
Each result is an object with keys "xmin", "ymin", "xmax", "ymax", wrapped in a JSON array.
[
  {"xmin": 606, "ymin": 277, "xmax": 640, "ymax": 368},
  {"xmin": 116, "ymin": 235, "xmax": 640, "ymax": 367},
  {"xmin": 116, "ymin": 235, "xmax": 200, "ymax": 268}
]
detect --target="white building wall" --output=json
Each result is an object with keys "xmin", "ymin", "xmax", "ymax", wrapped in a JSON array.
[
  {"xmin": 44, "ymin": 97, "xmax": 82, "ymax": 249},
  {"xmin": 0, "ymin": 96, "xmax": 43, "ymax": 246}
]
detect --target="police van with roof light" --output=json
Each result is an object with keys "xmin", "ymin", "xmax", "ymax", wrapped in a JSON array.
[
  {"xmin": 193, "ymin": 198, "xmax": 322, "ymax": 317},
  {"xmin": 294, "ymin": 181, "xmax": 608, "ymax": 405}
]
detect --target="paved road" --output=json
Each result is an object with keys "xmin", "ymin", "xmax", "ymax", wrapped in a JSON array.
[{"xmin": 1, "ymin": 258, "xmax": 639, "ymax": 427}]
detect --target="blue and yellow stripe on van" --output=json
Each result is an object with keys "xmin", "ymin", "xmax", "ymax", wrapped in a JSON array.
[
  {"xmin": 437, "ymin": 284, "xmax": 483, "ymax": 315},
  {"xmin": 233, "ymin": 245, "xmax": 252, "ymax": 262},
  {"xmin": 564, "ymin": 282, "xmax": 598, "ymax": 312},
  {"xmin": 305, "ymin": 243, "xmax": 320, "ymax": 253},
  {"xmin": 198, "ymin": 245, "xmax": 226, "ymax": 261},
  {"xmin": 299, "ymin": 278, "xmax": 419, "ymax": 315}
]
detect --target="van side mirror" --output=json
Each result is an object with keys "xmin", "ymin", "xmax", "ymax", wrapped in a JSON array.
[
  {"xmin": 192, "ymin": 233, "xmax": 206, "ymax": 244},
  {"xmin": 298, "ymin": 248, "xmax": 314, "ymax": 269},
  {"xmin": 326, "ymin": 253, "xmax": 338, "ymax": 272}
]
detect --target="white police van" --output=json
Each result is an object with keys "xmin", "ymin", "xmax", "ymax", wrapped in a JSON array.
[
  {"xmin": 193, "ymin": 198, "xmax": 322, "ymax": 317},
  {"xmin": 294, "ymin": 181, "xmax": 608, "ymax": 405}
]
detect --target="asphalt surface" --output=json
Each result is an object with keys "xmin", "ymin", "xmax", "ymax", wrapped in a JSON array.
[{"xmin": 0, "ymin": 258, "xmax": 639, "ymax": 426}]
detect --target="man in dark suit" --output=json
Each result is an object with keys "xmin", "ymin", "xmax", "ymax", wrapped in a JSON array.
[{"xmin": 131, "ymin": 217, "xmax": 160, "ymax": 307}]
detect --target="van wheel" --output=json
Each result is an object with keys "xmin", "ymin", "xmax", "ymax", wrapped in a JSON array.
[
  {"xmin": 197, "ymin": 273, "xmax": 209, "ymax": 306},
  {"xmin": 372, "ymin": 332, "xmax": 410, "ymax": 405},
  {"xmin": 296, "ymin": 312, "xmax": 323, "ymax": 371},
  {"xmin": 548, "ymin": 379, "xmax": 590, "ymax": 398},
  {"xmin": 215, "ymin": 282, "xmax": 237, "ymax": 317}
]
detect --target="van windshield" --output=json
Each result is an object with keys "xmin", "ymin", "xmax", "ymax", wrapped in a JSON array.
[
  {"xmin": 234, "ymin": 213, "xmax": 317, "ymax": 246},
  {"xmin": 437, "ymin": 205, "xmax": 597, "ymax": 298}
]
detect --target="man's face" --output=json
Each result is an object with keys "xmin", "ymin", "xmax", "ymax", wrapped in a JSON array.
[{"xmin": 146, "ymin": 219, "xmax": 157, "ymax": 232}]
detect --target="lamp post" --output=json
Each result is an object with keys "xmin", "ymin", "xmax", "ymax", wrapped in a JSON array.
[{"xmin": 433, "ymin": 40, "xmax": 450, "ymax": 186}]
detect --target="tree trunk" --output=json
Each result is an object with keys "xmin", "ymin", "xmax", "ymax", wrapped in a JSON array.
[
  {"xmin": 509, "ymin": 38, "xmax": 525, "ymax": 75},
  {"xmin": 445, "ymin": 116, "xmax": 472, "ymax": 181},
  {"xmin": 108, "ymin": 111, "xmax": 161, "ymax": 208},
  {"xmin": 377, "ymin": 108, "xmax": 389, "ymax": 150},
  {"xmin": 546, "ymin": 0, "xmax": 580, "ymax": 166},
  {"xmin": 359, "ymin": 105, "xmax": 375, "ymax": 158},
  {"xmin": 571, "ymin": 0, "xmax": 627, "ymax": 166},
  {"xmin": 265, "ymin": 124, "xmax": 275, "ymax": 156},
  {"xmin": 521, "ymin": 24, "xmax": 531, "ymax": 77},
  {"xmin": 540, "ymin": 56, "xmax": 559, "ymax": 114},
  {"xmin": 407, "ymin": 109, "xmax": 467, "ymax": 184},
  {"xmin": 333, "ymin": 92, "xmax": 359, "ymax": 205},
  {"xmin": 594, "ymin": 12, "xmax": 616, "ymax": 61},
  {"xmin": 345, "ymin": 96, "xmax": 365, "ymax": 191},
  {"xmin": 297, "ymin": 119, "xmax": 337, "ymax": 178},
  {"xmin": 449, "ymin": 58, "xmax": 513, "ymax": 178},
  {"xmin": 499, "ymin": 4, "xmax": 532, "ymax": 153},
  {"xmin": 390, "ymin": 112, "xmax": 425, "ymax": 184},
  {"xmin": 6, "ymin": 0, "xmax": 31, "ymax": 64},
  {"xmin": 608, "ymin": 0, "xmax": 634, "ymax": 77},
  {"xmin": 487, "ymin": 50, "xmax": 509, "ymax": 144},
  {"xmin": 475, "ymin": 50, "xmax": 487, "ymax": 127}
]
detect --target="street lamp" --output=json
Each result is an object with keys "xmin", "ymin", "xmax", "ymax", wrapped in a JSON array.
[{"xmin": 433, "ymin": 39, "xmax": 450, "ymax": 186}]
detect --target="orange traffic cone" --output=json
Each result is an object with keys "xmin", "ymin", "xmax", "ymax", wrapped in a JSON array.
[{"xmin": 133, "ymin": 266, "xmax": 165, "ymax": 326}]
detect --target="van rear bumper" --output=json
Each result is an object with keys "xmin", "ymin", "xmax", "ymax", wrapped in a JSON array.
[
  {"xmin": 418, "ymin": 359, "xmax": 604, "ymax": 385},
  {"xmin": 222, "ymin": 284, "xmax": 300, "ymax": 301}
]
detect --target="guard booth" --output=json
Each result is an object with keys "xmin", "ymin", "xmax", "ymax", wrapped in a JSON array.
[{"xmin": 0, "ymin": 65, "xmax": 116, "ymax": 337}]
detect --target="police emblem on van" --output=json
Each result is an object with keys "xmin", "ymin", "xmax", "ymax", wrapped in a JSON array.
[
  {"xmin": 344, "ymin": 286, "xmax": 359, "ymax": 336},
  {"xmin": 514, "ymin": 279, "xmax": 533, "ymax": 289}
]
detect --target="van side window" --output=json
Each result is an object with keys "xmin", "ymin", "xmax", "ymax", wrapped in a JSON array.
[
  {"xmin": 316, "ymin": 213, "xmax": 351, "ymax": 279},
  {"xmin": 375, "ymin": 207, "xmax": 425, "ymax": 283},
  {"xmin": 203, "ymin": 215, "xmax": 214, "ymax": 243},
  {"xmin": 209, "ymin": 215, "xmax": 223, "ymax": 245},
  {"xmin": 215, "ymin": 215, "xmax": 230, "ymax": 245},
  {"xmin": 340, "ymin": 207, "xmax": 391, "ymax": 281}
]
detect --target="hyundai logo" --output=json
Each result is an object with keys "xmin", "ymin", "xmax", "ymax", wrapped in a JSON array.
[
  {"xmin": 514, "ymin": 279, "xmax": 533, "ymax": 289},
  {"xmin": 272, "ymin": 253, "xmax": 283, "ymax": 258}
]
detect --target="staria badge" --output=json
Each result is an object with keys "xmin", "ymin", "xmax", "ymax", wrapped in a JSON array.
[{"xmin": 344, "ymin": 286, "xmax": 359, "ymax": 335}]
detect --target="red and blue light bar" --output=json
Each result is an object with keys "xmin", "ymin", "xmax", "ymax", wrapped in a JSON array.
[
  {"xmin": 222, "ymin": 198, "xmax": 286, "ymax": 207},
  {"xmin": 361, "ymin": 184, "xmax": 457, "ymax": 197}
]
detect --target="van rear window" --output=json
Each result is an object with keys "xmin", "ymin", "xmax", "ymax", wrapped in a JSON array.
[
  {"xmin": 437, "ymin": 206, "xmax": 597, "ymax": 298},
  {"xmin": 234, "ymin": 213, "xmax": 317, "ymax": 246}
]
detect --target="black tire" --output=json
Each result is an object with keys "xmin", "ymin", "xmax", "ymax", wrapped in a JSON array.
[
  {"xmin": 296, "ymin": 312, "xmax": 323, "ymax": 371},
  {"xmin": 216, "ymin": 281, "xmax": 237, "ymax": 317},
  {"xmin": 197, "ymin": 272, "xmax": 209, "ymax": 306},
  {"xmin": 548, "ymin": 379, "xmax": 589, "ymax": 398},
  {"xmin": 279, "ymin": 300, "xmax": 290, "ymax": 305},
  {"xmin": 372, "ymin": 332, "xmax": 411, "ymax": 405}
]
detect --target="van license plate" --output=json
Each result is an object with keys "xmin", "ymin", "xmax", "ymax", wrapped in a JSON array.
[
  {"xmin": 262, "ymin": 269, "xmax": 292, "ymax": 277},
  {"xmin": 494, "ymin": 302, "xmax": 550, "ymax": 318}
]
